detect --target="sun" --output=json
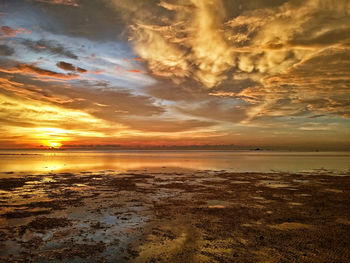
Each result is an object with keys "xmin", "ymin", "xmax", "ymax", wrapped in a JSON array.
[{"xmin": 42, "ymin": 140, "xmax": 62, "ymax": 149}]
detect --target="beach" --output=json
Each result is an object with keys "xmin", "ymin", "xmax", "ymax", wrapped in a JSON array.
[{"xmin": 1, "ymin": 152, "xmax": 350, "ymax": 262}]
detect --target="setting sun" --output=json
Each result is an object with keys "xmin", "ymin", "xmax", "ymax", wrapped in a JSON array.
[{"xmin": 42, "ymin": 140, "xmax": 62, "ymax": 149}]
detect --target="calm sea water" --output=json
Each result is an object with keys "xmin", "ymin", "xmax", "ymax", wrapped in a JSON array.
[{"xmin": 1, "ymin": 150, "xmax": 350, "ymax": 175}]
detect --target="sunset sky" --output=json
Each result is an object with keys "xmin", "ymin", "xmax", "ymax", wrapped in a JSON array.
[{"xmin": 0, "ymin": 0, "xmax": 349, "ymax": 150}]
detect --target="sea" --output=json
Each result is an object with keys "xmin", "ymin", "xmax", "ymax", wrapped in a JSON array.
[{"xmin": 1, "ymin": 150, "xmax": 350, "ymax": 176}]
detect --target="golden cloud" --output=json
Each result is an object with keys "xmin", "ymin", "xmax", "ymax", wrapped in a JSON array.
[
  {"xmin": 108, "ymin": 0, "xmax": 236, "ymax": 88},
  {"xmin": 108, "ymin": 0, "xmax": 349, "ymax": 121},
  {"xmin": 107, "ymin": 0, "xmax": 350, "ymax": 109}
]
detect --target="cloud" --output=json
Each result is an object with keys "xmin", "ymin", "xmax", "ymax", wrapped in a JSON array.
[
  {"xmin": 0, "ymin": 74, "xmax": 74, "ymax": 104},
  {"xmin": 56, "ymin": 61, "xmax": 87, "ymax": 73},
  {"xmin": 0, "ymin": 74, "xmax": 220, "ymax": 146},
  {"xmin": 106, "ymin": 0, "xmax": 350, "ymax": 122},
  {"xmin": 56, "ymin": 61, "xmax": 75, "ymax": 71},
  {"xmin": 0, "ymin": 74, "xmax": 165, "ymax": 127},
  {"xmin": 0, "ymin": 26, "xmax": 30, "ymax": 38},
  {"xmin": 144, "ymin": 79, "xmax": 209, "ymax": 102},
  {"xmin": 122, "ymin": 0, "xmax": 350, "ymax": 121},
  {"xmin": 34, "ymin": 0, "xmax": 80, "ymax": 7},
  {"xmin": 209, "ymin": 91, "xmax": 235, "ymax": 97},
  {"xmin": 0, "ymin": 74, "xmax": 223, "ymax": 144},
  {"xmin": 60, "ymin": 86, "xmax": 165, "ymax": 121},
  {"xmin": 0, "ymin": 87, "xmax": 110, "ymax": 143},
  {"xmin": 120, "ymin": 118, "xmax": 217, "ymax": 133},
  {"xmin": 0, "ymin": 72, "xmax": 218, "ymax": 135},
  {"xmin": 107, "ymin": 0, "xmax": 235, "ymax": 88},
  {"xmin": 0, "ymin": 76, "xmax": 171, "ymax": 146},
  {"xmin": 76, "ymin": 67, "xmax": 87, "ymax": 73},
  {"xmin": 0, "ymin": 45, "xmax": 14, "ymax": 56},
  {"xmin": 1, "ymin": 0, "xmax": 350, "ymax": 149},
  {"xmin": 236, "ymin": 47, "xmax": 350, "ymax": 120},
  {"xmin": 126, "ymin": 69, "xmax": 142, "ymax": 74},
  {"xmin": 177, "ymin": 98, "xmax": 247, "ymax": 123},
  {"xmin": 0, "ymin": 63, "xmax": 79, "ymax": 80},
  {"xmin": 21, "ymin": 39, "xmax": 78, "ymax": 60}
]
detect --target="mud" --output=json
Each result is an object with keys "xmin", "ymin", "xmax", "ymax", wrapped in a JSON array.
[{"xmin": 0, "ymin": 170, "xmax": 350, "ymax": 262}]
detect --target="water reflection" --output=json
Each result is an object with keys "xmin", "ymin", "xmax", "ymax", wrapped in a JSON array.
[{"xmin": 0, "ymin": 150, "xmax": 350, "ymax": 175}]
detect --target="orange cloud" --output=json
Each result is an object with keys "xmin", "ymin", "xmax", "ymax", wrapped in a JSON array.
[
  {"xmin": 0, "ymin": 64, "xmax": 79, "ymax": 80},
  {"xmin": 0, "ymin": 26, "xmax": 30, "ymax": 38},
  {"xmin": 126, "ymin": 69, "xmax": 142, "ymax": 74}
]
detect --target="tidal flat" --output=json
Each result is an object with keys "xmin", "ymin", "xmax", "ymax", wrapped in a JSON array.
[{"xmin": 1, "ymin": 169, "xmax": 350, "ymax": 262}]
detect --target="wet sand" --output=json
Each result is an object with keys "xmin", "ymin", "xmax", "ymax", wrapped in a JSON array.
[{"xmin": 1, "ymin": 169, "xmax": 350, "ymax": 262}]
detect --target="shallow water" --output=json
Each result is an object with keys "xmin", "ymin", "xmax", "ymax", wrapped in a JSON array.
[{"xmin": 0, "ymin": 150, "xmax": 350, "ymax": 175}]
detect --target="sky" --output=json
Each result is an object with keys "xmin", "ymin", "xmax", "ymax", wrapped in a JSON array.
[{"xmin": 0, "ymin": 0, "xmax": 349, "ymax": 150}]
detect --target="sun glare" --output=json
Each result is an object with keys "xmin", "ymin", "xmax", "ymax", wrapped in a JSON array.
[{"xmin": 42, "ymin": 140, "xmax": 62, "ymax": 149}]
